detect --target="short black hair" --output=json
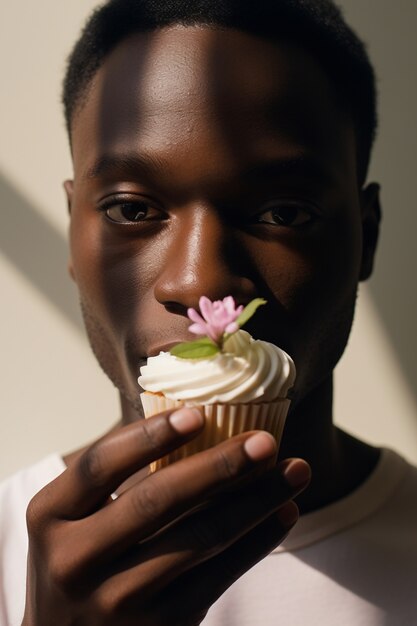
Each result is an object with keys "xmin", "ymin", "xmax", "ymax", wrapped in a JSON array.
[{"xmin": 63, "ymin": 0, "xmax": 377, "ymax": 183}]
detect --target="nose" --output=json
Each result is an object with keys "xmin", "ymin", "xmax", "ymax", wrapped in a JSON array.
[{"xmin": 153, "ymin": 206, "xmax": 258, "ymax": 314}]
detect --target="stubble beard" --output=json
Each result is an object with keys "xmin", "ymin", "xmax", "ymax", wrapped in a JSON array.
[{"xmin": 79, "ymin": 298, "xmax": 144, "ymax": 414}]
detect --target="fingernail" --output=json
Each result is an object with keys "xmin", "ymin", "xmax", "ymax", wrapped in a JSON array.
[
  {"xmin": 244, "ymin": 432, "xmax": 277, "ymax": 462},
  {"xmin": 277, "ymin": 501, "xmax": 299, "ymax": 528},
  {"xmin": 169, "ymin": 408, "xmax": 204, "ymax": 434},
  {"xmin": 282, "ymin": 459, "xmax": 311, "ymax": 489}
]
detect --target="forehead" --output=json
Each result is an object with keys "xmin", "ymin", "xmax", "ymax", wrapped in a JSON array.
[{"xmin": 71, "ymin": 25, "xmax": 355, "ymax": 185}]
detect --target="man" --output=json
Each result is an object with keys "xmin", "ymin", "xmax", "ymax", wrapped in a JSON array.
[{"xmin": 1, "ymin": 0, "xmax": 416, "ymax": 624}]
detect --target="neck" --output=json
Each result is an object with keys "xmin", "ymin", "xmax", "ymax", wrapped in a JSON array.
[{"xmin": 281, "ymin": 376, "xmax": 380, "ymax": 514}]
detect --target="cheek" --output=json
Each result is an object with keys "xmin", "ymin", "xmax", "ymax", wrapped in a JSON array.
[
  {"xmin": 72, "ymin": 222, "xmax": 178, "ymax": 364},
  {"xmin": 260, "ymin": 221, "xmax": 361, "ymax": 315},
  {"xmin": 70, "ymin": 211, "xmax": 151, "ymax": 336},
  {"xmin": 256, "ymin": 212, "xmax": 362, "ymax": 390},
  {"xmin": 312, "ymin": 214, "xmax": 362, "ymax": 301},
  {"xmin": 70, "ymin": 214, "xmax": 103, "ymax": 301}
]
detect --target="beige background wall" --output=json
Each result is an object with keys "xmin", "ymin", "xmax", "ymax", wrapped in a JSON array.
[{"xmin": 1, "ymin": 1, "xmax": 416, "ymax": 480}]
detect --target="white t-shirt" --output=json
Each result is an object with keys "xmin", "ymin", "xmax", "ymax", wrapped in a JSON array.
[{"xmin": 0, "ymin": 449, "xmax": 416, "ymax": 625}]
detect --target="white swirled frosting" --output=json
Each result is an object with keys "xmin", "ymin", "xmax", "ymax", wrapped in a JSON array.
[{"xmin": 138, "ymin": 330, "xmax": 296, "ymax": 404}]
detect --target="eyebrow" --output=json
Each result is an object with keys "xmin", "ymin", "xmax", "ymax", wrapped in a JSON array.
[
  {"xmin": 84, "ymin": 152, "xmax": 165, "ymax": 181},
  {"xmin": 84, "ymin": 151, "xmax": 329, "ymax": 184},
  {"xmin": 241, "ymin": 155, "xmax": 330, "ymax": 183}
]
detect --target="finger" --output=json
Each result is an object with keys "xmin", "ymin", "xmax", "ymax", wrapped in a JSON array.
[
  {"xmin": 38, "ymin": 407, "xmax": 205, "ymax": 518},
  {"xmin": 158, "ymin": 502, "xmax": 299, "ymax": 622},
  {"xmin": 90, "ymin": 461, "xmax": 309, "ymax": 600},
  {"xmin": 73, "ymin": 431, "xmax": 280, "ymax": 562}
]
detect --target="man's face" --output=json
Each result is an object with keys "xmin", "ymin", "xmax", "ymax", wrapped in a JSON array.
[{"xmin": 67, "ymin": 26, "xmax": 375, "ymax": 417}]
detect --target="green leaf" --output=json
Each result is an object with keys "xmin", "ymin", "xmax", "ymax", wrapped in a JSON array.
[
  {"xmin": 170, "ymin": 338, "xmax": 220, "ymax": 359},
  {"xmin": 236, "ymin": 298, "xmax": 267, "ymax": 329}
]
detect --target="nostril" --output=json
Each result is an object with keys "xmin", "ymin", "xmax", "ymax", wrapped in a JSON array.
[{"xmin": 163, "ymin": 301, "xmax": 189, "ymax": 316}]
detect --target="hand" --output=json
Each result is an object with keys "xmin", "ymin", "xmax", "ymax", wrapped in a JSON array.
[{"xmin": 22, "ymin": 407, "xmax": 310, "ymax": 626}]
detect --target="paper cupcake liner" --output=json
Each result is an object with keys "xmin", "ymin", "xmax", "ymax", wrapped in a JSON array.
[{"xmin": 140, "ymin": 392, "xmax": 290, "ymax": 472}]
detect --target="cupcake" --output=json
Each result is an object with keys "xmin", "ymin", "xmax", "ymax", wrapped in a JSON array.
[{"xmin": 138, "ymin": 296, "xmax": 295, "ymax": 471}]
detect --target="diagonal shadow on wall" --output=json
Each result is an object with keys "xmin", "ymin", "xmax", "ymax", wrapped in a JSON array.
[{"xmin": 0, "ymin": 170, "xmax": 83, "ymax": 334}]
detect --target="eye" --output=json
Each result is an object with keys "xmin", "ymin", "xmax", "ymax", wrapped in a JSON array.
[
  {"xmin": 100, "ymin": 198, "xmax": 164, "ymax": 225},
  {"xmin": 256, "ymin": 203, "xmax": 315, "ymax": 228}
]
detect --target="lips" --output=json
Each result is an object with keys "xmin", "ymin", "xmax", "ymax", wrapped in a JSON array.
[
  {"xmin": 147, "ymin": 340, "xmax": 189, "ymax": 358},
  {"xmin": 133, "ymin": 335, "xmax": 192, "ymax": 377},
  {"xmin": 137, "ymin": 340, "xmax": 187, "ymax": 378}
]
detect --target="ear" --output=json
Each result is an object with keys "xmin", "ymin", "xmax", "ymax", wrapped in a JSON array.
[
  {"xmin": 359, "ymin": 182, "xmax": 381, "ymax": 281},
  {"xmin": 63, "ymin": 179, "xmax": 74, "ymax": 214},
  {"xmin": 63, "ymin": 180, "xmax": 76, "ymax": 282}
]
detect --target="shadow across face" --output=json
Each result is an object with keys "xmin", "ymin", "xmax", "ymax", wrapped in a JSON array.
[{"xmin": 67, "ymin": 26, "xmax": 378, "ymax": 418}]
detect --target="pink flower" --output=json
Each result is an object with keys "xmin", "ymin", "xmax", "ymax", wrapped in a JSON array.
[{"xmin": 187, "ymin": 296, "xmax": 244, "ymax": 344}]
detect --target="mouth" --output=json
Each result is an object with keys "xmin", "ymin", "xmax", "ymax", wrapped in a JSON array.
[
  {"xmin": 135, "ymin": 338, "xmax": 191, "ymax": 376},
  {"xmin": 147, "ymin": 340, "xmax": 187, "ymax": 358}
]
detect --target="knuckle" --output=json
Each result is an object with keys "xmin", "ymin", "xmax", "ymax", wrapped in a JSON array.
[
  {"xmin": 26, "ymin": 490, "xmax": 51, "ymax": 536},
  {"xmin": 131, "ymin": 481, "xmax": 165, "ymax": 521},
  {"xmin": 48, "ymin": 550, "xmax": 75, "ymax": 590},
  {"xmin": 26, "ymin": 495, "xmax": 43, "ymax": 533},
  {"xmin": 78, "ymin": 444, "xmax": 106, "ymax": 488},
  {"xmin": 48, "ymin": 544, "xmax": 89, "ymax": 597},
  {"xmin": 139, "ymin": 418, "xmax": 167, "ymax": 456},
  {"xmin": 214, "ymin": 447, "xmax": 242, "ymax": 481}
]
